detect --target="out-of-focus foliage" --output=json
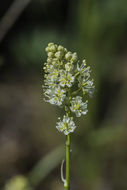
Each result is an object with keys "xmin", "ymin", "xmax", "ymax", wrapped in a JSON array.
[
  {"xmin": 0, "ymin": 55, "xmax": 4, "ymax": 67},
  {"xmin": 29, "ymin": 145, "xmax": 64, "ymax": 187},
  {"xmin": 0, "ymin": 0, "xmax": 127, "ymax": 190},
  {"xmin": 71, "ymin": 0, "xmax": 127, "ymax": 189},
  {"xmin": 3, "ymin": 176, "xmax": 31, "ymax": 190},
  {"xmin": 10, "ymin": 30, "xmax": 68, "ymax": 69}
]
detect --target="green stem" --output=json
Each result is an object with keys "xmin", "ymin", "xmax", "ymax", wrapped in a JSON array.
[
  {"xmin": 65, "ymin": 134, "xmax": 71, "ymax": 190},
  {"xmin": 72, "ymin": 87, "xmax": 82, "ymax": 96}
]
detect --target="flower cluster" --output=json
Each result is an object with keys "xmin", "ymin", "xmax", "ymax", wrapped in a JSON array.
[{"xmin": 43, "ymin": 43, "xmax": 95, "ymax": 135}]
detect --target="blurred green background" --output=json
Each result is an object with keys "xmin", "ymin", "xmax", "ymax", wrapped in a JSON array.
[{"xmin": 0, "ymin": 0, "xmax": 127, "ymax": 190}]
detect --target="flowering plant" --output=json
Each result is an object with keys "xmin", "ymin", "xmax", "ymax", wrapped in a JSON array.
[{"xmin": 43, "ymin": 43, "xmax": 95, "ymax": 189}]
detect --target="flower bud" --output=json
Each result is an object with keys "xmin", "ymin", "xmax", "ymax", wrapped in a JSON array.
[
  {"xmin": 49, "ymin": 44, "xmax": 57, "ymax": 52},
  {"xmin": 65, "ymin": 62, "xmax": 74, "ymax": 71},
  {"xmin": 55, "ymin": 51, "xmax": 63, "ymax": 59},
  {"xmin": 65, "ymin": 52, "xmax": 72, "ymax": 61},
  {"xmin": 47, "ymin": 58, "xmax": 52, "ymax": 63},
  {"xmin": 45, "ymin": 47, "xmax": 50, "ymax": 52},
  {"xmin": 48, "ymin": 42, "xmax": 54, "ymax": 47},
  {"xmin": 71, "ymin": 52, "xmax": 78, "ymax": 62},
  {"xmin": 58, "ymin": 45, "xmax": 64, "ymax": 51},
  {"xmin": 48, "ymin": 52, "xmax": 54, "ymax": 58},
  {"xmin": 82, "ymin": 59, "xmax": 86, "ymax": 66}
]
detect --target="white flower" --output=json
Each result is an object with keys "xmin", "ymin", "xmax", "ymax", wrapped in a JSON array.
[
  {"xmin": 59, "ymin": 70, "xmax": 74, "ymax": 87},
  {"xmin": 76, "ymin": 59, "xmax": 95, "ymax": 97},
  {"xmin": 84, "ymin": 80, "xmax": 95, "ymax": 97},
  {"xmin": 77, "ymin": 60, "xmax": 90, "ymax": 78},
  {"xmin": 78, "ymin": 76, "xmax": 95, "ymax": 97},
  {"xmin": 48, "ymin": 96, "xmax": 62, "ymax": 106},
  {"xmin": 56, "ymin": 115, "xmax": 76, "ymax": 135},
  {"xmin": 44, "ymin": 86, "xmax": 66, "ymax": 106},
  {"xmin": 49, "ymin": 69, "xmax": 59, "ymax": 81},
  {"xmin": 44, "ymin": 88, "xmax": 53, "ymax": 98},
  {"xmin": 70, "ymin": 96, "xmax": 88, "ymax": 117}
]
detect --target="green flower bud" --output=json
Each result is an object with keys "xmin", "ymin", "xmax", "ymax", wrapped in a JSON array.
[
  {"xmin": 45, "ymin": 47, "xmax": 50, "ymax": 52},
  {"xmin": 71, "ymin": 52, "xmax": 78, "ymax": 62},
  {"xmin": 65, "ymin": 52, "xmax": 72, "ymax": 61},
  {"xmin": 65, "ymin": 62, "xmax": 74, "ymax": 71},
  {"xmin": 48, "ymin": 52, "xmax": 54, "ymax": 58},
  {"xmin": 55, "ymin": 51, "xmax": 63, "ymax": 59},
  {"xmin": 47, "ymin": 58, "xmax": 52, "ymax": 63},
  {"xmin": 58, "ymin": 45, "xmax": 64, "ymax": 51},
  {"xmin": 48, "ymin": 42, "xmax": 54, "ymax": 47},
  {"xmin": 82, "ymin": 59, "xmax": 86, "ymax": 66},
  {"xmin": 49, "ymin": 44, "xmax": 57, "ymax": 52}
]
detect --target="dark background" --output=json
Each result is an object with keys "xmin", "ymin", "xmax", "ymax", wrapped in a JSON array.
[{"xmin": 0, "ymin": 0, "xmax": 127, "ymax": 190}]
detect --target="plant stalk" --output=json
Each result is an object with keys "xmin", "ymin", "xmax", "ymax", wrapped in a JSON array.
[{"xmin": 65, "ymin": 134, "xmax": 71, "ymax": 190}]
